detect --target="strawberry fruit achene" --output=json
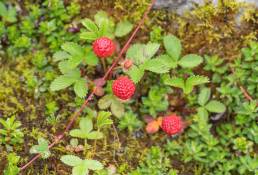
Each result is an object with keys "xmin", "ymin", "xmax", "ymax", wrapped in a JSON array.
[
  {"xmin": 161, "ymin": 115, "xmax": 184, "ymax": 136},
  {"xmin": 93, "ymin": 37, "xmax": 115, "ymax": 58},
  {"xmin": 112, "ymin": 76, "xmax": 136, "ymax": 100}
]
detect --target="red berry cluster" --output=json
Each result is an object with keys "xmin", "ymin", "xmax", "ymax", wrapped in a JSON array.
[
  {"xmin": 93, "ymin": 37, "xmax": 115, "ymax": 58},
  {"xmin": 161, "ymin": 115, "xmax": 184, "ymax": 136},
  {"xmin": 112, "ymin": 76, "xmax": 135, "ymax": 100}
]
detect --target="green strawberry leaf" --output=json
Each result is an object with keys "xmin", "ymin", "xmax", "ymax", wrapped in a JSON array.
[
  {"xmin": 74, "ymin": 78, "xmax": 88, "ymax": 98},
  {"xmin": 198, "ymin": 87, "xmax": 211, "ymax": 106},
  {"xmin": 61, "ymin": 155, "xmax": 83, "ymax": 167},
  {"xmin": 50, "ymin": 69, "xmax": 80, "ymax": 91},
  {"xmin": 83, "ymin": 160, "xmax": 103, "ymax": 170},
  {"xmin": 79, "ymin": 118, "xmax": 93, "ymax": 134},
  {"xmin": 81, "ymin": 18, "xmax": 98, "ymax": 32},
  {"xmin": 115, "ymin": 20, "xmax": 133, "ymax": 37},
  {"xmin": 87, "ymin": 131, "xmax": 103, "ymax": 140},
  {"xmin": 205, "ymin": 100, "xmax": 226, "ymax": 113},
  {"xmin": 178, "ymin": 54, "xmax": 203, "ymax": 68},
  {"xmin": 127, "ymin": 65, "xmax": 145, "ymax": 83},
  {"xmin": 163, "ymin": 35, "xmax": 181, "ymax": 60}
]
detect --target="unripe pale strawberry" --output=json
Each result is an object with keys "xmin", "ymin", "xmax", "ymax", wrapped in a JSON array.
[{"xmin": 123, "ymin": 59, "xmax": 133, "ymax": 69}]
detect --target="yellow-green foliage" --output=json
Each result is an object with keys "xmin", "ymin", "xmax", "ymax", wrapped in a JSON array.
[{"xmin": 114, "ymin": 0, "xmax": 149, "ymax": 21}]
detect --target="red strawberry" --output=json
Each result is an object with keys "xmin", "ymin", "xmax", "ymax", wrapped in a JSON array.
[
  {"xmin": 112, "ymin": 76, "xmax": 135, "ymax": 100},
  {"xmin": 93, "ymin": 37, "xmax": 115, "ymax": 58},
  {"xmin": 161, "ymin": 115, "xmax": 184, "ymax": 136}
]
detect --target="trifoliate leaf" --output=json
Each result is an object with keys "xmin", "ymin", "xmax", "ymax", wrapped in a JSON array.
[{"xmin": 29, "ymin": 138, "xmax": 50, "ymax": 159}]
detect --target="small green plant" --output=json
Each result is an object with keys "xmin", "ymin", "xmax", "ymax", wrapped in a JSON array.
[
  {"xmin": 233, "ymin": 137, "xmax": 253, "ymax": 154},
  {"xmin": 238, "ymin": 155, "xmax": 258, "ymax": 174},
  {"xmin": 118, "ymin": 111, "xmax": 143, "ymax": 132},
  {"xmin": 203, "ymin": 55, "xmax": 227, "ymax": 83},
  {"xmin": 69, "ymin": 111, "xmax": 112, "ymax": 143},
  {"xmin": 70, "ymin": 117, "xmax": 103, "ymax": 141},
  {"xmin": 80, "ymin": 11, "xmax": 133, "ymax": 41},
  {"xmin": 0, "ymin": 2, "xmax": 17, "ymax": 23},
  {"xmin": 197, "ymin": 87, "xmax": 226, "ymax": 118},
  {"xmin": 61, "ymin": 155, "xmax": 103, "ymax": 175},
  {"xmin": 50, "ymin": 42, "xmax": 98, "ymax": 98},
  {"xmin": 98, "ymin": 84, "xmax": 125, "ymax": 118},
  {"xmin": 129, "ymin": 146, "xmax": 175, "ymax": 175},
  {"xmin": 163, "ymin": 74, "xmax": 209, "ymax": 95},
  {"xmin": 3, "ymin": 153, "xmax": 20, "ymax": 175},
  {"xmin": 96, "ymin": 111, "xmax": 113, "ymax": 129},
  {"xmin": 29, "ymin": 138, "xmax": 51, "ymax": 159},
  {"xmin": 140, "ymin": 86, "xmax": 169, "ymax": 117},
  {"xmin": 0, "ymin": 116, "xmax": 24, "ymax": 146},
  {"xmin": 126, "ymin": 34, "xmax": 206, "ymax": 84}
]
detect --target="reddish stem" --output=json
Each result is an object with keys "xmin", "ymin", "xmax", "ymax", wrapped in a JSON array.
[
  {"xmin": 20, "ymin": 0, "xmax": 157, "ymax": 171},
  {"xmin": 230, "ymin": 67, "xmax": 257, "ymax": 106}
]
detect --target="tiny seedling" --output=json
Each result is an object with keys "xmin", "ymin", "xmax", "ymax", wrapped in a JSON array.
[
  {"xmin": 61, "ymin": 155, "xmax": 103, "ymax": 175},
  {"xmin": 29, "ymin": 138, "xmax": 51, "ymax": 159},
  {"xmin": 69, "ymin": 117, "xmax": 103, "ymax": 140}
]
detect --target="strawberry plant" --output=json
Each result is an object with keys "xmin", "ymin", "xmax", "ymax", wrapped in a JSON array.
[
  {"xmin": 69, "ymin": 117, "xmax": 103, "ymax": 141},
  {"xmin": 29, "ymin": 138, "xmax": 51, "ymax": 159},
  {"xmin": 60, "ymin": 155, "xmax": 103, "ymax": 175},
  {"xmin": 118, "ymin": 111, "xmax": 143, "ymax": 132},
  {"xmin": 1, "ymin": 0, "xmax": 257, "ymax": 175}
]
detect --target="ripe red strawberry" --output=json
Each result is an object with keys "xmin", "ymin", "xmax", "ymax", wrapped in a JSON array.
[
  {"xmin": 161, "ymin": 115, "xmax": 184, "ymax": 136},
  {"xmin": 112, "ymin": 76, "xmax": 135, "ymax": 100},
  {"xmin": 93, "ymin": 37, "xmax": 115, "ymax": 58}
]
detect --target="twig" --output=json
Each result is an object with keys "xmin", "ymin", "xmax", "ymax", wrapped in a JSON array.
[
  {"xmin": 230, "ymin": 67, "xmax": 257, "ymax": 106},
  {"xmin": 19, "ymin": 0, "xmax": 157, "ymax": 171}
]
